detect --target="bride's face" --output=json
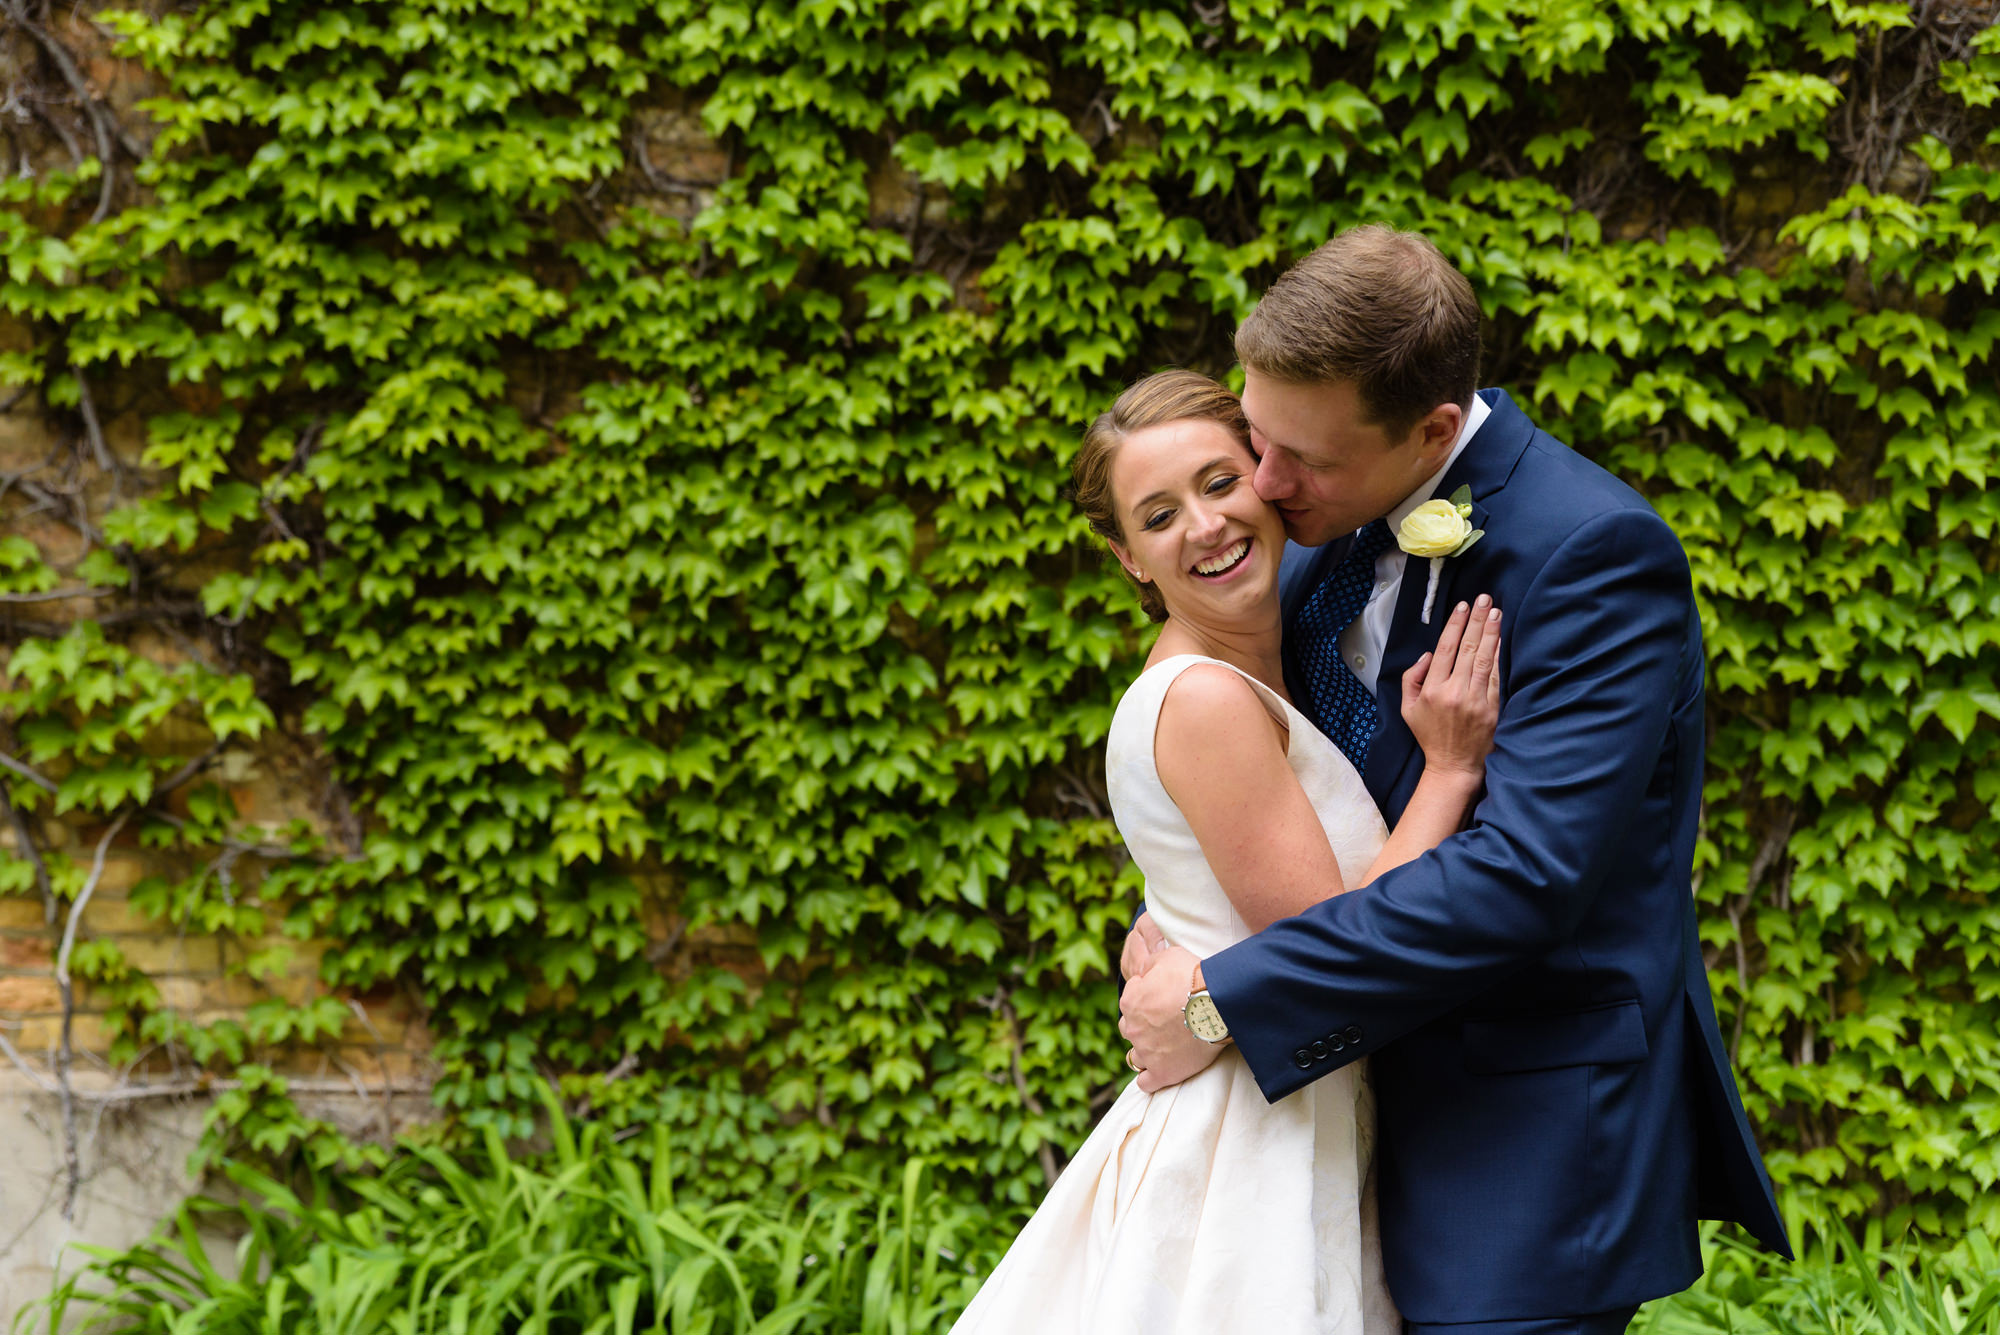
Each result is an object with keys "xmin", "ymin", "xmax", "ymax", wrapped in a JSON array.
[{"xmin": 1108, "ymin": 418, "xmax": 1287, "ymax": 624}]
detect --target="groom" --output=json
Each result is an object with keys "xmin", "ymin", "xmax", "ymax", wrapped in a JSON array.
[{"xmin": 1118, "ymin": 226, "xmax": 1791, "ymax": 1334}]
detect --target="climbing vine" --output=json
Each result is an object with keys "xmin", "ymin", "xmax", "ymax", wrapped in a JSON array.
[{"xmin": 1, "ymin": 0, "xmax": 1997, "ymax": 1235}]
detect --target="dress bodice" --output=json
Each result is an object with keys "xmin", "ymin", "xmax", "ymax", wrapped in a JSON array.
[{"xmin": 1105, "ymin": 655, "xmax": 1389, "ymax": 957}]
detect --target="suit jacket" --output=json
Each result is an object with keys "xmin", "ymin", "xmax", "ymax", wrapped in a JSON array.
[{"xmin": 1204, "ymin": 388, "xmax": 1790, "ymax": 1323}]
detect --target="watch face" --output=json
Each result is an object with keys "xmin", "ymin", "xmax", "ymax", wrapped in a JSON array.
[{"xmin": 1185, "ymin": 993, "xmax": 1229, "ymax": 1043}]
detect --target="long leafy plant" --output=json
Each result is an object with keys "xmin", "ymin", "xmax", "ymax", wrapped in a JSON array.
[{"xmin": 15, "ymin": 1086, "xmax": 995, "ymax": 1335}]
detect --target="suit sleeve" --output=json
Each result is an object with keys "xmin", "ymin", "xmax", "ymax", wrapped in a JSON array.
[{"xmin": 1201, "ymin": 508, "xmax": 1695, "ymax": 1102}]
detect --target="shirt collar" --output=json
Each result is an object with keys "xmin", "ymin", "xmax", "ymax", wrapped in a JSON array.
[{"xmin": 1385, "ymin": 394, "xmax": 1491, "ymax": 534}]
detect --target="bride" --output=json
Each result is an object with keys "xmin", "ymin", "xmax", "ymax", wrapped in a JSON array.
[{"xmin": 950, "ymin": 370, "xmax": 1502, "ymax": 1334}]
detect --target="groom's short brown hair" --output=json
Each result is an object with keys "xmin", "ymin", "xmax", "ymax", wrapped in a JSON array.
[{"xmin": 1235, "ymin": 225, "xmax": 1481, "ymax": 439}]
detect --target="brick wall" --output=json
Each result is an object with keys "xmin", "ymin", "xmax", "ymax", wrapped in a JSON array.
[{"xmin": 0, "ymin": 610, "xmax": 437, "ymax": 1075}]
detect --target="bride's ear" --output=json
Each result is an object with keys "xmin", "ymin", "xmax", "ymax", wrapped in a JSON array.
[{"xmin": 1108, "ymin": 538, "xmax": 1149, "ymax": 584}]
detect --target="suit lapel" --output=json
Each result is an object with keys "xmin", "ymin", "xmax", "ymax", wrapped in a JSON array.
[
  {"xmin": 1360, "ymin": 389, "xmax": 1533, "ymax": 815},
  {"xmin": 1361, "ymin": 497, "xmax": 1491, "ymax": 808}
]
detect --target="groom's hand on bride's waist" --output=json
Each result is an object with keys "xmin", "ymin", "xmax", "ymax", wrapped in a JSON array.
[
  {"xmin": 1119, "ymin": 909, "xmax": 1169, "ymax": 983},
  {"xmin": 1119, "ymin": 946, "xmax": 1226, "ymax": 1093}
]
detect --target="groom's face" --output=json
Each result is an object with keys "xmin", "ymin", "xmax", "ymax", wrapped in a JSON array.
[{"xmin": 1240, "ymin": 372, "xmax": 1461, "ymax": 547}]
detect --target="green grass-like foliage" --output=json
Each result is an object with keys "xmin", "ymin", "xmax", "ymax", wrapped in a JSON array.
[
  {"xmin": 1636, "ymin": 1221, "xmax": 2000, "ymax": 1335},
  {"xmin": 22, "ymin": 1120, "xmax": 2000, "ymax": 1335},
  {"xmin": 0, "ymin": 0, "xmax": 1997, "ymax": 1234},
  {"xmin": 15, "ymin": 1089, "xmax": 996, "ymax": 1335}
]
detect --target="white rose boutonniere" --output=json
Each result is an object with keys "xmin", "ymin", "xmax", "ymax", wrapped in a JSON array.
[{"xmin": 1397, "ymin": 485, "xmax": 1484, "ymax": 624}]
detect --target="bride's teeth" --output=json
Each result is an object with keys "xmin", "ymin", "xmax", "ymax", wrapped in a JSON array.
[{"xmin": 1195, "ymin": 540, "xmax": 1248, "ymax": 575}]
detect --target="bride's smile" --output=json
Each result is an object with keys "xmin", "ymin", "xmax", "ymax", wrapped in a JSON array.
[{"xmin": 1191, "ymin": 536, "xmax": 1252, "ymax": 578}]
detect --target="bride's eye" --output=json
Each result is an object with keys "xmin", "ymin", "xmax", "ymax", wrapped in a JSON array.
[
  {"xmin": 1142, "ymin": 508, "xmax": 1173, "ymax": 531},
  {"xmin": 1206, "ymin": 474, "xmax": 1238, "ymax": 493}
]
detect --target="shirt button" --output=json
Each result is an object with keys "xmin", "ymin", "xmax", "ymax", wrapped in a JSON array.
[
  {"xmin": 1352, "ymin": 654, "xmax": 1366, "ymax": 670},
  {"xmin": 1377, "ymin": 581, "xmax": 1392, "ymax": 593}
]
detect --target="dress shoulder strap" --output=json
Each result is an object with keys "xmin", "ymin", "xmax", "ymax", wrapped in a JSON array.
[
  {"xmin": 1105, "ymin": 655, "xmax": 1298, "ymax": 844},
  {"xmin": 1115, "ymin": 654, "xmax": 1294, "ymax": 744}
]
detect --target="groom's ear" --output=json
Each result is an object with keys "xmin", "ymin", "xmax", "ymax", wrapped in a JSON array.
[{"xmin": 1414, "ymin": 401, "xmax": 1464, "ymax": 461}]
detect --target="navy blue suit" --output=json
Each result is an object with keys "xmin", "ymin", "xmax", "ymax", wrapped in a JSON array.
[{"xmin": 1201, "ymin": 389, "xmax": 1790, "ymax": 1326}]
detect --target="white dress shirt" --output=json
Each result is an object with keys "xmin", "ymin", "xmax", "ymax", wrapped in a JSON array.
[{"xmin": 1336, "ymin": 395, "xmax": 1492, "ymax": 694}]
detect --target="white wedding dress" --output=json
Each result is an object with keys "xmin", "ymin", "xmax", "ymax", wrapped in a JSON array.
[{"xmin": 950, "ymin": 654, "xmax": 1399, "ymax": 1335}]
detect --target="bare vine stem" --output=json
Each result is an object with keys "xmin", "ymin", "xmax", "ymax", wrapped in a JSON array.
[
  {"xmin": 54, "ymin": 809, "xmax": 129, "ymax": 1221},
  {"xmin": 70, "ymin": 369, "xmax": 115, "ymax": 475},
  {"xmin": 0, "ymin": 750, "xmax": 59, "ymax": 793},
  {"xmin": 0, "ymin": 1030, "xmax": 429, "ymax": 1103},
  {"xmin": 0, "ymin": 586, "xmax": 116, "ymax": 603},
  {"xmin": 0, "ymin": 0, "xmax": 144, "ymax": 224}
]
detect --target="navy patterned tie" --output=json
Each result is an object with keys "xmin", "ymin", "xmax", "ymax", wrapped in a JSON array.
[{"xmin": 1293, "ymin": 518, "xmax": 1395, "ymax": 772}]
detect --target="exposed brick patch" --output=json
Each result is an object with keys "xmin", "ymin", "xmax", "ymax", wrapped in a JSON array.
[
  {"xmin": 0, "ymin": 976, "xmax": 61, "ymax": 1012},
  {"xmin": 0, "ymin": 935, "xmax": 54, "ymax": 969}
]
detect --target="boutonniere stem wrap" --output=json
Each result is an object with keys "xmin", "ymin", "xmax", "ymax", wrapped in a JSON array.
[{"xmin": 1397, "ymin": 486, "xmax": 1485, "ymax": 624}]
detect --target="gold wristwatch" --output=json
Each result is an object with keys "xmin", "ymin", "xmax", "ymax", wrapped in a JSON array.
[{"xmin": 1182, "ymin": 989, "xmax": 1230, "ymax": 1044}]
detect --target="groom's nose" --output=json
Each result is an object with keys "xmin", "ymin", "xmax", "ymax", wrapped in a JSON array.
[{"xmin": 1253, "ymin": 446, "xmax": 1294, "ymax": 501}]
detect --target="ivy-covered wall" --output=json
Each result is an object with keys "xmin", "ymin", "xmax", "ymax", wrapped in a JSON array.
[{"xmin": 2, "ymin": 0, "xmax": 1997, "ymax": 1238}]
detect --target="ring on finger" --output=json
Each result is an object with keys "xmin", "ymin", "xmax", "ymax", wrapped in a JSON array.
[{"xmin": 1125, "ymin": 1050, "xmax": 1145, "ymax": 1074}]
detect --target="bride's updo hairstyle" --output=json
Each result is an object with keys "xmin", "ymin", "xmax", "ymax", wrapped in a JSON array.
[{"xmin": 1072, "ymin": 370, "xmax": 1253, "ymax": 624}]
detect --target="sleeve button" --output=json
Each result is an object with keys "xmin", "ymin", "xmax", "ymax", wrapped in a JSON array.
[
  {"xmin": 1343, "ymin": 1026, "xmax": 1362, "ymax": 1044},
  {"xmin": 1310, "ymin": 1040, "xmax": 1329, "ymax": 1060},
  {"xmin": 1292, "ymin": 1048, "xmax": 1314, "ymax": 1069}
]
